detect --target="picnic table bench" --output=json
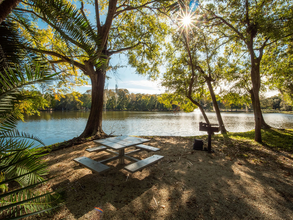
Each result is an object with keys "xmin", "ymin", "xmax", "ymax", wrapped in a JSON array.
[
  {"xmin": 74, "ymin": 156, "xmax": 110, "ymax": 173},
  {"xmin": 86, "ymin": 145, "xmax": 107, "ymax": 152},
  {"xmin": 124, "ymin": 155, "xmax": 164, "ymax": 173},
  {"xmin": 135, "ymin": 144, "xmax": 160, "ymax": 152}
]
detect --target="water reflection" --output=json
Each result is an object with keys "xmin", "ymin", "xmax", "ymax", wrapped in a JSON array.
[{"xmin": 18, "ymin": 111, "xmax": 293, "ymax": 146}]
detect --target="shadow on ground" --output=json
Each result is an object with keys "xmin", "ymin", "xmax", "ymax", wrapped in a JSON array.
[{"xmin": 39, "ymin": 134, "xmax": 293, "ymax": 220}]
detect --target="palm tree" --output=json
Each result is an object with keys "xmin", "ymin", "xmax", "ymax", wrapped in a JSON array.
[{"xmin": 0, "ymin": 20, "xmax": 62, "ymax": 219}]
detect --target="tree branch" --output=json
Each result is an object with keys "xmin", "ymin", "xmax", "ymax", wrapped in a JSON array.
[
  {"xmin": 108, "ymin": 42, "xmax": 141, "ymax": 56},
  {"xmin": 114, "ymin": 1, "xmax": 157, "ymax": 18},
  {"xmin": 15, "ymin": 8, "xmax": 86, "ymax": 51},
  {"xmin": 205, "ymin": 8, "xmax": 246, "ymax": 42},
  {"xmin": 101, "ymin": 0, "xmax": 118, "ymax": 50},
  {"xmin": 260, "ymin": 33, "xmax": 293, "ymax": 48},
  {"xmin": 245, "ymin": 0, "xmax": 250, "ymax": 26},
  {"xmin": 26, "ymin": 47, "xmax": 86, "ymax": 72},
  {"xmin": 48, "ymin": 60, "xmax": 64, "ymax": 64},
  {"xmin": 95, "ymin": 0, "xmax": 101, "ymax": 34}
]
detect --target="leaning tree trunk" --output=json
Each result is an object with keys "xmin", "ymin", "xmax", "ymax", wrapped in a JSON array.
[
  {"xmin": 206, "ymin": 78, "xmax": 227, "ymax": 134},
  {"xmin": 187, "ymin": 96, "xmax": 210, "ymax": 124},
  {"xmin": 249, "ymin": 89, "xmax": 271, "ymax": 129},
  {"xmin": 79, "ymin": 68, "xmax": 106, "ymax": 138}
]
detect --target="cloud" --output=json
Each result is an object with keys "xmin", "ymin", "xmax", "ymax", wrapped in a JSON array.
[
  {"xmin": 118, "ymin": 80, "xmax": 165, "ymax": 94},
  {"xmin": 76, "ymin": 79, "xmax": 165, "ymax": 94}
]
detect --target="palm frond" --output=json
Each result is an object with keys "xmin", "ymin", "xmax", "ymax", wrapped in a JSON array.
[
  {"xmin": 0, "ymin": 128, "xmax": 45, "ymax": 146},
  {"xmin": 0, "ymin": 63, "xmax": 57, "ymax": 114},
  {"xmin": 0, "ymin": 8, "xmax": 63, "ymax": 219},
  {"xmin": 25, "ymin": 0, "xmax": 99, "ymax": 56},
  {"xmin": 0, "ymin": 188, "xmax": 62, "ymax": 218},
  {"xmin": 0, "ymin": 115, "xmax": 17, "ymax": 131}
]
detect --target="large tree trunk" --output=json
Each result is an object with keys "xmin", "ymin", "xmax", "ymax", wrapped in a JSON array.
[
  {"xmin": 250, "ymin": 60, "xmax": 262, "ymax": 142},
  {"xmin": 0, "ymin": 0, "xmax": 21, "ymax": 24},
  {"xmin": 252, "ymin": 88, "xmax": 262, "ymax": 142},
  {"xmin": 249, "ymin": 89, "xmax": 271, "ymax": 129},
  {"xmin": 79, "ymin": 68, "xmax": 106, "ymax": 138},
  {"xmin": 206, "ymin": 78, "xmax": 227, "ymax": 134}
]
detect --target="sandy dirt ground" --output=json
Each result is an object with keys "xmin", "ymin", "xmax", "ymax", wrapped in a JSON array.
[{"xmin": 31, "ymin": 136, "xmax": 293, "ymax": 220}]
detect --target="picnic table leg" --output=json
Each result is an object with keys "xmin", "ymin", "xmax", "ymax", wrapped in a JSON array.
[{"xmin": 119, "ymin": 149, "xmax": 125, "ymax": 164}]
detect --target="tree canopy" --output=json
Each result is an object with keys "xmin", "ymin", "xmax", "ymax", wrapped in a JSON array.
[{"xmin": 12, "ymin": 0, "xmax": 172, "ymax": 138}]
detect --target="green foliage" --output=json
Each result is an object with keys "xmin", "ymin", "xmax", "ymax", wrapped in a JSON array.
[
  {"xmin": 38, "ymin": 88, "xmax": 170, "ymax": 111},
  {"xmin": 262, "ymin": 41, "xmax": 293, "ymax": 106},
  {"xmin": 97, "ymin": 90, "xmax": 166, "ymax": 111},
  {"xmin": 13, "ymin": 89, "xmax": 50, "ymax": 121},
  {"xmin": 0, "ymin": 102, "xmax": 62, "ymax": 219},
  {"xmin": 260, "ymin": 95, "xmax": 292, "ymax": 111},
  {"xmin": 158, "ymin": 93, "xmax": 197, "ymax": 112},
  {"xmin": 221, "ymin": 92, "xmax": 251, "ymax": 110},
  {"xmin": 0, "ymin": 17, "xmax": 62, "ymax": 219},
  {"xmin": 15, "ymin": 0, "xmax": 172, "ymax": 81}
]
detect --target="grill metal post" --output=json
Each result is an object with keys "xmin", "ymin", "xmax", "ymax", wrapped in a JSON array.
[{"xmin": 199, "ymin": 122, "xmax": 219, "ymax": 153}]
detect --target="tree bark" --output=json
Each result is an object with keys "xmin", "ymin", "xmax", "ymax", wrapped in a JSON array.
[
  {"xmin": 0, "ymin": 0, "xmax": 21, "ymax": 24},
  {"xmin": 249, "ymin": 89, "xmax": 271, "ymax": 129},
  {"xmin": 252, "ymin": 87, "xmax": 262, "ymax": 142},
  {"xmin": 206, "ymin": 78, "xmax": 227, "ymax": 134},
  {"xmin": 250, "ymin": 59, "xmax": 262, "ymax": 142},
  {"xmin": 79, "ymin": 68, "xmax": 106, "ymax": 138}
]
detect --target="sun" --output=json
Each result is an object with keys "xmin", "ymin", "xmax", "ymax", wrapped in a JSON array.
[
  {"xmin": 182, "ymin": 15, "xmax": 192, "ymax": 26},
  {"xmin": 177, "ymin": 13, "xmax": 196, "ymax": 31}
]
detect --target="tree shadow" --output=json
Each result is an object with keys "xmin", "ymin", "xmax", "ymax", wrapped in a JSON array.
[
  {"xmin": 149, "ymin": 136, "xmax": 293, "ymax": 219},
  {"xmin": 52, "ymin": 167, "xmax": 155, "ymax": 219},
  {"xmin": 43, "ymin": 135, "xmax": 293, "ymax": 219}
]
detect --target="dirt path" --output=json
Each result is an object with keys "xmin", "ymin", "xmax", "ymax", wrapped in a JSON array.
[{"xmin": 34, "ymin": 136, "xmax": 293, "ymax": 220}]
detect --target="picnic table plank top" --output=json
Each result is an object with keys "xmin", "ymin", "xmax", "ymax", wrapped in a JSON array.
[
  {"xmin": 93, "ymin": 136, "xmax": 150, "ymax": 149},
  {"xmin": 99, "ymin": 141, "xmax": 125, "ymax": 150},
  {"xmin": 106, "ymin": 136, "xmax": 150, "ymax": 142}
]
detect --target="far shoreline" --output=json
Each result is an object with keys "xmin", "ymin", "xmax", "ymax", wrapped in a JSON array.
[{"xmin": 38, "ymin": 109, "xmax": 293, "ymax": 114}]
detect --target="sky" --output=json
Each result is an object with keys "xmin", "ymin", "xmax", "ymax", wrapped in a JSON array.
[
  {"xmin": 74, "ymin": 54, "xmax": 166, "ymax": 95},
  {"xmin": 42, "ymin": 1, "xmax": 279, "ymax": 97},
  {"xmin": 69, "ymin": 1, "xmax": 166, "ymax": 95}
]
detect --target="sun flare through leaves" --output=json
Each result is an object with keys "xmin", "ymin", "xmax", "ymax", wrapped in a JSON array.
[{"xmin": 175, "ymin": 0, "xmax": 200, "ymax": 36}]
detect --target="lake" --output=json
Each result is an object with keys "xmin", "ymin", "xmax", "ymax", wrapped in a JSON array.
[{"xmin": 17, "ymin": 111, "xmax": 293, "ymax": 146}]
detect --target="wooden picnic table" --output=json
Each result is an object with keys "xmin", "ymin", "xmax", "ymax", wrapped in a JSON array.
[{"xmin": 74, "ymin": 136, "xmax": 164, "ymax": 173}]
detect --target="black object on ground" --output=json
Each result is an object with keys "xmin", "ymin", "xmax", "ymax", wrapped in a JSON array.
[
  {"xmin": 193, "ymin": 139, "xmax": 203, "ymax": 150},
  {"xmin": 199, "ymin": 122, "xmax": 219, "ymax": 153}
]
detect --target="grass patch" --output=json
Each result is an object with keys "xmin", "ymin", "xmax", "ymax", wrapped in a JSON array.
[{"xmin": 227, "ymin": 128, "xmax": 293, "ymax": 152}]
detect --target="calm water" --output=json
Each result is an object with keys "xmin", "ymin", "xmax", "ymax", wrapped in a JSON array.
[{"xmin": 17, "ymin": 111, "xmax": 293, "ymax": 146}]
